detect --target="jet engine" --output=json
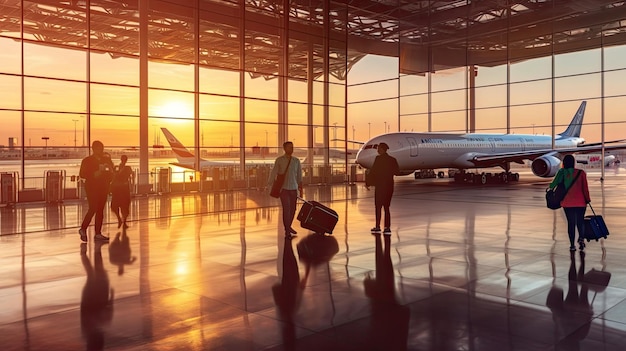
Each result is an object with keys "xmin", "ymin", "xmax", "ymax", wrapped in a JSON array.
[{"xmin": 531, "ymin": 155, "xmax": 561, "ymax": 177}]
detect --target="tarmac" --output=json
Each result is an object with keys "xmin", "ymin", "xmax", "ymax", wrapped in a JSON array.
[{"xmin": 1, "ymin": 167, "xmax": 626, "ymax": 350}]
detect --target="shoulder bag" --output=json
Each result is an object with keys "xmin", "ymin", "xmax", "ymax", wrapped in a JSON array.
[
  {"xmin": 545, "ymin": 169, "xmax": 581, "ymax": 210},
  {"xmin": 270, "ymin": 157, "xmax": 292, "ymax": 198}
]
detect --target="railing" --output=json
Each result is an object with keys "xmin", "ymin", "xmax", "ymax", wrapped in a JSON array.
[{"xmin": 5, "ymin": 164, "xmax": 363, "ymax": 204}]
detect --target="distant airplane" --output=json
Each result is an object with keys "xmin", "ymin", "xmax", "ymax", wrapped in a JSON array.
[
  {"xmin": 355, "ymin": 101, "xmax": 626, "ymax": 184},
  {"xmin": 575, "ymin": 153, "xmax": 616, "ymax": 167},
  {"xmin": 162, "ymin": 127, "xmax": 358, "ymax": 170},
  {"xmin": 161, "ymin": 127, "xmax": 250, "ymax": 170}
]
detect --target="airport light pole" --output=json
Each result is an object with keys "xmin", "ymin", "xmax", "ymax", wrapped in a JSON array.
[
  {"xmin": 42, "ymin": 137, "xmax": 49, "ymax": 159},
  {"xmin": 72, "ymin": 119, "xmax": 78, "ymax": 149},
  {"xmin": 368, "ymin": 122, "xmax": 371, "ymax": 139}
]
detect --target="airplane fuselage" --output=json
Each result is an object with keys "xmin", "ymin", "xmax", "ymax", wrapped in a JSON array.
[{"xmin": 356, "ymin": 132, "xmax": 584, "ymax": 171}]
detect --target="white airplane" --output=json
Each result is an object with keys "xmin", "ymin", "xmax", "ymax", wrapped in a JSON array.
[
  {"xmin": 575, "ymin": 153, "xmax": 616, "ymax": 167},
  {"xmin": 355, "ymin": 101, "xmax": 626, "ymax": 184},
  {"xmin": 160, "ymin": 127, "xmax": 240, "ymax": 170}
]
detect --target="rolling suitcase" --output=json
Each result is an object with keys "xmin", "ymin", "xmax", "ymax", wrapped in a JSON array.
[
  {"xmin": 297, "ymin": 198, "xmax": 338, "ymax": 235},
  {"xmin": 583, "ymin": 204, "xmax": 609, "ymax": 242}
]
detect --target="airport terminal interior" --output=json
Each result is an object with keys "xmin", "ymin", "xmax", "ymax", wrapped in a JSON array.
[
  {"xmin": 2, "ymin": 0, "xmax": 626, "ymax": 350},
  {"xmin": 2, "ymin": 170, "xmax": 626, "ymax": 350}
]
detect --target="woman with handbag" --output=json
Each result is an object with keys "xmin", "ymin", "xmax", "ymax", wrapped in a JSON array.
[{"xmin": 549, "ymin": 154, "xmax": 591, "ymax": 252}]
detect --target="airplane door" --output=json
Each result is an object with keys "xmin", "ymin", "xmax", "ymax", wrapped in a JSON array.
[{"xmin": 406, "ymin": 137, "xmax": 418, "ymax": 157}]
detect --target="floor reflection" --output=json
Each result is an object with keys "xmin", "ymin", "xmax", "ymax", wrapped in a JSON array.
[
  {"xmin": 80, "ymin": 242, "xmax": 114, "ymax": 351},
  {"xmin": 2, "ymin": 176, "xmax": 626, "ymax": 350},
  {"xmin": 364, "ymin": 234, "xmax": 409, "ymax": 351}
]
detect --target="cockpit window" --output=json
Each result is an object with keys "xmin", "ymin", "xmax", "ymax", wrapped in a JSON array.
[{"xmin": 364, "ymin": 144, "xmax": 378, "ymax": 150}]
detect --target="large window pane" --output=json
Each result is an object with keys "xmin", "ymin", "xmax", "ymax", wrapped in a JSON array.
[
  {"xmin": 148, "ymin": 89, "xmax": 194, "ymax": 119},
  {"xmin": 554, "ymin": 49, "xmax": 601, "ymax": 77},
  {"xmin": 604, "ymin": 68, "xmax": 626, "ymax": 97},
  {"xmin": 91, "ymin": 84, "xmax": 139, "ymax": 116},
  {"xmin": 475, "ymin": 107, "xmax": 507, "ymax": 133},
  {"xmin": 201, "ymin": 120, "xmax": 240, "ymax": 148},
  {"xmin": 510, "ymin": 56, "xmax": 551, "ymax": 83},
  {"xmin": 24, "ymin": 43, "xmax": 86, "ymax": 81},
  {"xmin": 605, "ymin": 96, "xmax": 626, "ymax": 141},
  {"xmin": 348, "ymin": 80, "xmax": 397, "ymax": 103},
  {"xmin": 287, "ymin": 103, "xmax": 308, "ymax": 126},
  {"xmin": 0, "ymin": 36, "xmax": 21, "ymax": 74},
  {"xmin": 555, "ymin": 73, "xmax": 601, "ymax": 102},
  {"xmin": 0, "ymin": 111, "xmax": 21, "ymax": 150},
  {"xmin": 24, "ymin": 78, "xmax": 86, "ymax": 113},
  {"xmin": 199, "ymin": 94, "xmax": 239, "ymax": 121},
  {"xmin": 348, "ymin": 100, "xmax": 397, "ymax": 136},
  {"xmin": 0, "ymin": 74, "xmax": 21, "ymax": 109},
  {"xmin": 149, "ymin": 60, "xmax": 194, "ymax": 91},
  {"xmin": 24, "ymin": 112, "xmax": 86, "ymax": 148},
  {"xmin": 90, "ymin": 115, "xmax": 139, "ymax": 148},
  {"xmin": 431, "ymin": 111, "xmax": 465, "ymax": 132},
  {"xmin": 475, "ymin": 85, "xmax": 506, "ymax": 109},
  {"xmin": 199, "ymin": 67, "xmax": 239, "ymax": 96},
  {"xmin": 604, "ymin": 44, "xmax": 626, "ymax": 71},
  {"xmin": 431, "ymin": 67, "xmax": 465, "ymax": 92},
  {"xmin": 90, "ymin": 52, "xmax": 139, "ymax": 86},
  {"xmin": 245, "ymin": 75, "xmax": 278, "ymax": 100},
  {"xmin": 245, "ymin": 99, "xmax": 277, "ymax": 123},
  {"xmin": 400, "ymin": 94, "xmax": 428, "ymax": 117},
  {"xmin": 510, "ymin": 104, "xmax": 551, "ymax": 135},
  {"xmin": 431, "ymin": 90, "xmax": 466, "ymax": 113},
  {"xmin": 399, "ymin": 113, "xmax": 428, "ymax": 133},
  {"xmin": 510, "ymin": 80, "xmax": 551, "ymax": 106},
  {"xmin": 400, "ymin": 74, "xmax": 428, "ymax": 96},
  {"xmin": 329, "ymin": 82, "xmax": 346, "ymax": 107},
  {"xmin": 347, "ymin": 55, "xmax": 398, "ymax": 85}
]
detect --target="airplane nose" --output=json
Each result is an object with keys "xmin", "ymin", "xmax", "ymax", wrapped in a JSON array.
[{"xmin": 356, "ymin": 148, "xmax": 376, "ymax": 168}]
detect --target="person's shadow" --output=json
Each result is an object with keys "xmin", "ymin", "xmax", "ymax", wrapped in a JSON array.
[
  {"xmin": 80, "ymin": 242, "xmax": 114, "ymax": 351},
  {"xmin": 108, "ymin": 228, "xmax": 136, "ymax": 276},
  {"xmin": 546, "ymin": 252, "xmax": 594, "ymax": 349},
  {"xmin": 272, "ymin": 236, "xmax": 303, "ymax": 351},
  {"xmin": 364, "ymin": 234, "xmax": 410, "ymax": 351}
]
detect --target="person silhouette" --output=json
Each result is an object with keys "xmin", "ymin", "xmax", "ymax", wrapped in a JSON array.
[
  {"xmin": 79, "ymin": 140, "xmax": 114, "ymax": 242},
  {"xmin": 80, "ymin": 242, "xmax": 114, "ymax": 351},
  {"xmin": 364, "ymin": 234, "xmax": 410, "ymax": 351},
  {"xmin": 108, "ymin": 228, "xmax": 136, "ymax": 276},
  {"xmin": 110, "ymin": 154, "xmax": 133, "ymax": 229}
]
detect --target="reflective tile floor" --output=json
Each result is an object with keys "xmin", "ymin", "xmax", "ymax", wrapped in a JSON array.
[{"xmin": 2, "ymin": 168, "xmax": 626, "ymax": 350}]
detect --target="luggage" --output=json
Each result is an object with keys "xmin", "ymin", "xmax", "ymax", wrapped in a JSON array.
[
  {"xmin": 297, "ymin": 198, "xmax": 338, "ymax": 235},
  {"xmin": 583, "ymin": 204, "xmax": 609, "ymax": 242}
]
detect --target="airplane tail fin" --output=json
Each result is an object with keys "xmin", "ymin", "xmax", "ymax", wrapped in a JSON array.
[
  {"xmin": 160, "ymin": 128, "xmax": 195, "ymax": 163},
  {"xmin": 558, "ymin": 101, "xmax": 586, "ymax": 138}
]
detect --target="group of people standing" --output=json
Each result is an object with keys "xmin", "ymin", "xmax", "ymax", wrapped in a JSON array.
[{"xmin": 78, "ymin": 140, "xmax": 133, "ymax": 242}]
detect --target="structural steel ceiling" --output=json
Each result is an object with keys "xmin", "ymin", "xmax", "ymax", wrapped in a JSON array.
[{"xmin": 1, "ymin": 0, "xmax": 625, "ymax": 80}]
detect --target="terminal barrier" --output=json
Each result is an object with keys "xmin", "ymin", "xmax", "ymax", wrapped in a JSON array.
[
  {"xmin": 45, "ymin": 170, "xmax": 65, "ymax": 203},
  {"xmin": 0, "ymin": 172, "xmax": 18, "ymax": 206},
  {"xmin": 154, "ymin": 167, "xmax": 171, "ymax": 194}
]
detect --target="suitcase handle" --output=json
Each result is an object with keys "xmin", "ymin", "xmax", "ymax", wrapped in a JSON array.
[
  {"xmin": 587, "ymin": 203, "xmax": 597, "ymax": 216},
  {"xmin": 297, "ymin": 196, "xmax": 311, "ymax": 205}
]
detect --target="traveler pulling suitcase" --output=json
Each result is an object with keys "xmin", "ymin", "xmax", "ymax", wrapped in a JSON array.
[
  {"xmin": 583, "ymin": 203, "xmax": 609, "ymax": 242},
  {"xmin": 296, "ymin": 197, "xmax": 338, "ymax": 235}
]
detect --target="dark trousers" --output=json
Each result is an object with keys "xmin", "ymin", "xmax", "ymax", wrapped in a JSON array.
[
  {"xmin": 563, "ymin": 206, "xmax": 586, "ymax": 246},
  {"xmin": 82, "ymin": 185, "xmax": 109, "ymax": 234},
  {"xmin": 375, "ymin": 185, "xmax": 393, "ymax": 228},
  {"xmin": 280, "ymin": 189, "xmax": 298, "ymax": 232}
]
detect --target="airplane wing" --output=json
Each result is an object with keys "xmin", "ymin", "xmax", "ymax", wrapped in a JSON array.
[{"xmin": 471, "ymin": 142, "xmax": 626, "ymax": 167}]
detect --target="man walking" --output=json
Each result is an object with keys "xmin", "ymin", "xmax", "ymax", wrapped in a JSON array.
[
  {"xmin": 268, "ymin": 141, "xmax": 303, "ymax": 237},
  {"xmin": 79, "ymin": 140, "xmax": 114, "ymax": 242}
]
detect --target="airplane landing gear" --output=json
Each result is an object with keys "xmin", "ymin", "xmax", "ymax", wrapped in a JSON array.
[{"xmin": 453, "ymin": 171, "xmax": 520, "ymax": 185}]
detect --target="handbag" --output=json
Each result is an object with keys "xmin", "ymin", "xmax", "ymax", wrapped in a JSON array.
[
  {"xmin": 270, "ymin": 157, "xmax": 292, "ymax": 198},
  {"xmin": 545, "ymin": 169, "xmax": 581, "ymax": 210}
]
